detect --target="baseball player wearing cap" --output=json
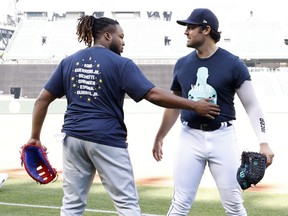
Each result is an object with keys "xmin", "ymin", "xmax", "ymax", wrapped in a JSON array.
[{"xmin": 153, "ymin": 8, "xmax": 274, "ymax": 216}]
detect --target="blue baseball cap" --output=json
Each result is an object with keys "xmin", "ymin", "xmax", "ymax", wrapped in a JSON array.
[{"xmin": 177, "ymin": 8, "xmax": 219, "ymax": 31}]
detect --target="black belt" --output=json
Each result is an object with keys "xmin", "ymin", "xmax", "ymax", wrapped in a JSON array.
[{"xmin": 184, "ymin": 121, "xmax": 232, "ymax": 131}]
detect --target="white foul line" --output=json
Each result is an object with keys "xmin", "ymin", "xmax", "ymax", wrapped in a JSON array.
[{"xmin": 0, "ymin": 202, "xmax": 164, "ymax": 215}]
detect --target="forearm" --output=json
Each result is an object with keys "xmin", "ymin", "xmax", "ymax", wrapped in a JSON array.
[
  {"xmin": 30, "ymin": 89, "xmax": 56, "ymax": 139},
  {"xmin": 237, "ymin": 81, "xmax": 268, "ymax": 143},
  {"xmin": 237, "ymin": 81, "xmax": 274, "ymax": 166},
  {"xmin": 145, "ymin": 87, "xmax": 220, "ymax": 119},
  {"xmin": 30, "ymin": 98, "xmax": 49, "ymax": 139},
  {"xmin": 145, "ymin": 87, "xmax": 195, "ymax": 109},
  {"xmin": 246, "ymin": 102, "xmax": 267, "ymax": 143},
  {"xmin": 155, "ymin": 108, "xmax": 180, "ymax": 141},
  {"xmin": 153, "ymin": 108, "xmax": 180, "ymax": 161}
]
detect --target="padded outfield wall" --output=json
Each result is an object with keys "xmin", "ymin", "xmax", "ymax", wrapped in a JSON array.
[{"xmin": 0, "ymin": 64, "xmax": 174, "ymax": 98}]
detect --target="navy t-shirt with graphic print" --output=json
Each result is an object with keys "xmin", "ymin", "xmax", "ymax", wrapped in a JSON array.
[
  {"xmin": 171, "ymin": 47, "xmax": 251, "ymax": 125},
  {"xmin": 44, "ymin": 47, "xmax": 155, "ymax": 148}
]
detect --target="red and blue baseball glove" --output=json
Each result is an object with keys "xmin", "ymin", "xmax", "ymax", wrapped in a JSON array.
[{"xmin": 20, "ymin": 144, "xmax": 57, "ymax": 184}]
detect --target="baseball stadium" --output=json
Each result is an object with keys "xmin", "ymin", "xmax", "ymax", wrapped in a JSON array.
[{"xmin": 0, "ymin": 0, "xmax": 288, "ymax": 215}]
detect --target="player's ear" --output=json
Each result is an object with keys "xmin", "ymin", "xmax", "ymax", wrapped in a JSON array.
[
  {"xmin": 104, "ymin": 32, "xmax": 112, "ymax": 41},
  {"xmin": 203, "ymin": 25, "xmax": 212, "ymax": 35}
]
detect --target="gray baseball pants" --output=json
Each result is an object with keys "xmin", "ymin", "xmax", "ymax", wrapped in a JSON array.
[{"xmin": 60, "ymin": 135, "xmax": 141, "ymax": 216}]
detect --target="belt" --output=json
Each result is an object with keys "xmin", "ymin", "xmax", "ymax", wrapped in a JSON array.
[{"xmin": 184, "ymin": 121, "xmax": 232, "ymax": 131}]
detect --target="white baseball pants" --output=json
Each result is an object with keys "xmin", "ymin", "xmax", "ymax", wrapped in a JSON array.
[{"xmin": 167, "ymin": 124, "xmax": 247, "ymax": 216}]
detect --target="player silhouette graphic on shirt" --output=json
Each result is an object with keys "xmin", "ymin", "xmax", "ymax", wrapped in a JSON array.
[{"xmin": 188, "ymin": 67, "xmax": 217, "ymax": 104}]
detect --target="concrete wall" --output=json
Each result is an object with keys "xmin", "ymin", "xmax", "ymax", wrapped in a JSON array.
[
  {"xmin": 0, "ymin": 64, "xmax": 174, "ymax": 98},
  {"xmin": 0, "ymin": 64, "xmax": 58, "ymax": 98}
]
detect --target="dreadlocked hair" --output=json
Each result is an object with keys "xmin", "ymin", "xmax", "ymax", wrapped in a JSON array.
[
  {"xmin": 76, "ymin": 16, "xmax": 94, "ymax": 47},
  {"xmin": 76, "ymin": 15, "xmax": 119, "ymax": 47}
]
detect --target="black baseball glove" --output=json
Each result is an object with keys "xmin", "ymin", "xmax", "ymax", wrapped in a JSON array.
[{"xmin": 236, "ymin": 151, "xmax": 267, "ymax": 190}]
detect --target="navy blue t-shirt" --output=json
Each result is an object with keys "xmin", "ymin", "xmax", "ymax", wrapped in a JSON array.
[
  {"xmin": 171, "ymin": 47, "xmax": 251, "ymax": 125},
  {"xmin": 45, "ymin": 47, "xmax": 155, "ymax": 148}
]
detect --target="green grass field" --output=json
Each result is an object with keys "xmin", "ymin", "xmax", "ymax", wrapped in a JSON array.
[{"xmin": 0, "ymin": 178, "xmax": 287, "ymax": 216}]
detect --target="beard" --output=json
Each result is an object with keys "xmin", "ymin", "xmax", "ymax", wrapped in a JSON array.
[
  {"xmin": 109, "ymin": 40, "xmax": 121, "ymax": 55},
  {"xmin": 187, "ymin": 38, "xmax": 204, "ymax": 49}
]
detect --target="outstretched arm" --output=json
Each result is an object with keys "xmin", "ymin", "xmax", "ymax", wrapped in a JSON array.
[
  {"xmin": 236, "ymin": 81, "xmax": 274, "ymax": 166},
  {"xmin": 144, "ymin": 87, "xmax": 220, "ymax": 119}
]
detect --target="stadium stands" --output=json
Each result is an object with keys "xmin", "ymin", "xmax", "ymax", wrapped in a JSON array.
[
  {"xmin": 3, "ymin": 19, "xmax": 85, "ymax": 62},
  {"xmin": 223, "ymin": 20, "xmax": 288, "ymax": 59},
  {"xmin": 2, "ymin": 13, "xmax": 288, "ymax": 65},
  {"xmin": 1, "ymin": 0, "xmax": 288, "ymax": 64},
  {"xmin": 2, "ymin": 17, "xmax": 190, "ymax": 63},
  {"xmin": 1, "ymin": 0, "xmax": 288, "ymax": 99},
  {"xmin": 0, "ymin": 0, "xmax": 287, "ymax": 64}
]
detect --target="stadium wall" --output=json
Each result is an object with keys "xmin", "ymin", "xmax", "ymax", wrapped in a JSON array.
[{"xmin": 0, "ymin": 64, "xmax": 174, "ymax": 98}]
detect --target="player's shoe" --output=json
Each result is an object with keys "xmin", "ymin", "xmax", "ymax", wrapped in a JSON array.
[{"xmin": 0, "ymin": 173, "xmax": 9, "ymax": 188}]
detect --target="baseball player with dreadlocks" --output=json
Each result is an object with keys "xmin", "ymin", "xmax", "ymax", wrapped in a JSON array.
[
  {"xmin": 26, "ymin": 15, "xmax": 220, "ymax": 215},
  {"xmin": 152, "ymin": 8, "xmax": 274, "ymax": 215}
]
